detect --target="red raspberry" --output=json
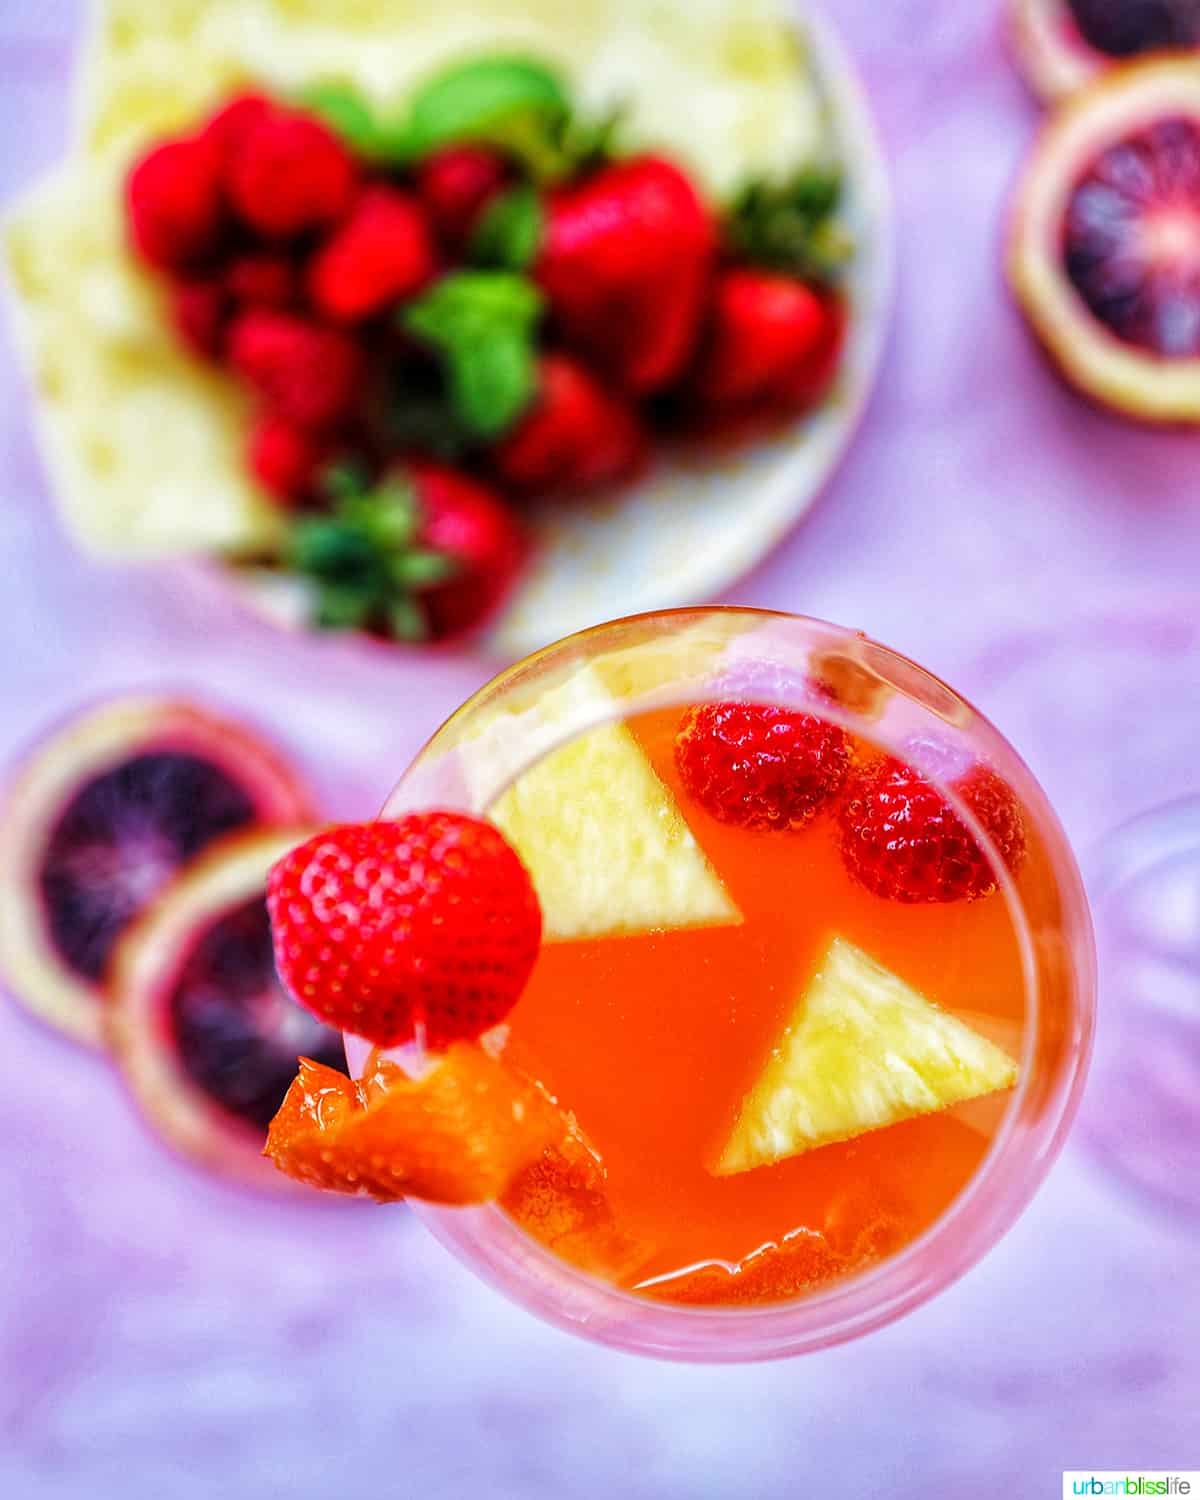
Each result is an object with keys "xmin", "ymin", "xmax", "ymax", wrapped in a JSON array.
[
  {"xmin": 224, "ymin": 252, "xmax": 296, "ymax": 308},
  {"xmin": 169, "ymin": 279, "xmax": 228, "ymax": 359},
  {"xmin": 266, "ymin": 814, "xmax": 543, "ymax": 1049},
  {"xmin": 228, "ymin": 309, "xmax": 363, "ymax": 429},
  {"xmin": 491, "ymin": 353, "xmax": 647, "ymax": 495},
  {"xmin": 247, "ymin": 414, "xmax": 331, "ymax": 503},
  {"xmin": 839, "ymin": 758, "xmax": 1027, "ymax": 903},
  {"xmin": 227, "ymin": 108, "xmax": 357, "ymax": 237},
  {"xmin": 201, "ymin": 92, "xmax": 275, "ymax": 165},
  {"xmin": 416, "ymin": 146, "xmax": 509, "ymax": 249},
  {"xmin": 308, "ymin": 186, "xmax": 436, "ymax": 322},
  {"xmin": 126, "ymin": 135, "xmax": 224, "ymax": 270},
  {"xmin": 674, "ymin": 702, "xmax": 851, "ymax": 831}
]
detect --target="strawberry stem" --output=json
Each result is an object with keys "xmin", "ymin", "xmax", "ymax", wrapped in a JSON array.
[
  {"xmin": 286, "ymin": 472, "xmax": 458, "ymax": 641},
  {"xmin": 724, "ymin": 167, "xmax": 851, "ymax": 283}
]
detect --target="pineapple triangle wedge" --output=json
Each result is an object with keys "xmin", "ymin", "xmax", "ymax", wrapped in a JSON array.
[
  {"xmin": 717, "ymin": 938, "xmax": 1019, "ymax": 1174},
  {"xmin": 485, "ymin": 678, "xmax": 740, "ymax": 943}
]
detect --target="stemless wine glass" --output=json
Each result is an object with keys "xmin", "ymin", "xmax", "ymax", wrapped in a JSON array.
[
  {"xmin": 349, "ymin": 609, "xmax": 1094, "ymax": 1361},
  {"xmin": 966, "ymin": 606, "xmax": 1200, "ymax": 1225}
]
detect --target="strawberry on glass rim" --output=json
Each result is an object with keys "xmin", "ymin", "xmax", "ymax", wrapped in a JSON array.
[
  {"xmin": 258, "ymin": 609, "xmax": 1095, "ymax": 1361},
  {"xmin": 267, "ymin": 813, "xmax": 542, "ymax": 1050}
]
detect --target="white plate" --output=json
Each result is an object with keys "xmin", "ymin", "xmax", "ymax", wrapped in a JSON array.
[{"xmin": 34, "ymin": 0, "xmax": 893, "ymax": 662}]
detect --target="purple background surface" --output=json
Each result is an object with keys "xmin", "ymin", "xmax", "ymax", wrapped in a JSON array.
[{"xmin": 1, "ymin": 4, "xmax": 1197, "ymax": 1495}]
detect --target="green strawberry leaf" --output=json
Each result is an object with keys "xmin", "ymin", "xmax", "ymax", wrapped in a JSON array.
[
  {"xmin": 314, "ymin": 583, "xmax": 375, "ymax": 631},
  {"xmin": 370, "ymin": 496, "xmax": 420, "ymax": 552},
  {"xmin": 386, "ymin": 596, "xmax": 429, "ymax": 643},
  {"xmin": 382, "ymin": 389, "xmax": 476, "ymax": 459},
  {"xmin": 403, "ymin": 270, "xmax": 543, "ymax": 343},
  {"xmin": 559, "ymin": 103, "xmax": 626, "ymax": 174},
  {"xmin": 724, "ymin": 166, "xmax": 851, "ymax": 283},
  {"xmin": 286, "ymin": 474, "xmax": 452, "ymax": 641},
  {"xmin": 470, "ymin": 184, "xmax": 543, "ymax": 271},
  {"xmin": 319, "ymin": 459, "xmax": 372, "ymax": 502},
  {"xmin": 298, "ymin": 81, "xmax": 389, "ymax": 159},
  {"xmin": 387, "ymin": 549, "xmax": 456, "ymax": 588},
  {"xmin": 448, "ymin": 332, "xmax": 536, "ymax": 438},
  {"xmin": 289, "ymin": 516, "xmax": 376, "ymax": 580},
  {"xmin": 402, "ymin": 271, "xmax": 542, "ymax": 437},
  {"xmin": 398, "ymin": 57, "xmax": 569, "ymax": 165}
]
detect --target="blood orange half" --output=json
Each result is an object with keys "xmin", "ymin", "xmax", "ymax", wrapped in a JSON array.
[{"xmin": 1009, "ymin": 57, "xmax": 1200, "ymax": 422}]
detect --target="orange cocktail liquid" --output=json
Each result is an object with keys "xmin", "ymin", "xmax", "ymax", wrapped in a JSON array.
[{"xmin": 501, "ymin": 707, "xmax": 1031, "ymax": 1304}]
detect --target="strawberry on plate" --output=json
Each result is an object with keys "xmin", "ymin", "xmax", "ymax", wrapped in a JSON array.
[
  {"xmin": 125, "ymin": 135, "xmax": 225, "ymax": 271},
  {"xmin": 267, "ymin": 813, "xmax": 542, "ymax": 1049},
  {"xmin": 490, "ymin": 352, "xmax": 647, "ymax": 494},
  {"xmin": 408, "ymin": 460, "xmax": 529, "ymax": 638},
  {"xmin": 689, "ymin": 268, "xmax": 846, "ymax": 414},
  {"xmin": 535, "ymin": 157, "xmax": 716, "ymax": 394},
  {"xmin": 286, "ymin": 461, "xmax": 527, "ymax": 642},
  {"xmin": 246, "ymin": 415, "xmax": 336, "ymax": 505}
]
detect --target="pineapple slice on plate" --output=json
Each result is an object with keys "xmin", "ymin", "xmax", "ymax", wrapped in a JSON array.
[
  {"xmin": 717, "ymin": 937, "xmax": 1019, "ymax": 1174},
  {"xmin": 3, "ymin": 162, "xmax": 283, "ymax": 558}
]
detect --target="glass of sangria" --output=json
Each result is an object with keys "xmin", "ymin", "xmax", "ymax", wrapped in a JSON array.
[{"xmin": 273, "ymin": 609, "xmax": 1095, "ymax": 1360}]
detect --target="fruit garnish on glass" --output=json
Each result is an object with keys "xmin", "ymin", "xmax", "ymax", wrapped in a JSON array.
[
  {"xmin": 1008, "ymin": 56, "xmax": 1200, "ymax": 424},
  {"xmin": 261, "ymin": 610, "xmax": 1095, "ymax": 1360},
  {"xmin": 4, "ymin": 10, "xmax": 862, "ymax": 651}
]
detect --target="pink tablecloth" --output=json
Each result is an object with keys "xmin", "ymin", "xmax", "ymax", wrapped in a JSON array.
[{"xmin": 0, "ymin": 4, "xmax": 1196, "ymax": 1496}]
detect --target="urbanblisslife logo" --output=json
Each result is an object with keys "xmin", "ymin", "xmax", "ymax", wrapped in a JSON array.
[{"xmin": 1063, "ymin": 1477, "xmax": 1197, "ymax": 1497}]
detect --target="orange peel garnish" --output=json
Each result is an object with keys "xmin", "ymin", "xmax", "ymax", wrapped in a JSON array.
[
  {"xmin": 265, "ymin": 1044, "xmax": 563, "ymax": 1205},
  {"xmin": 638, "ymin": 1186, "xmax": 907, "ymax": 1306},
  {"xmin": 638, "ymin": 1229, "xmax": 848, "ymax": 1306}
]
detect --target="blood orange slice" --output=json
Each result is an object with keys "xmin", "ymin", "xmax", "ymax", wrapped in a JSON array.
[
  {"xmin": 0, "ymin": 697, "xmax": 311, "ymax": 1044},
  {"xmin": 109, "ymin": 827, "xmax": 345, "ymax": 1186},
  {"xmin": 1012, "ymin": 0, "xmax": 1200, "ymax": 105}
]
